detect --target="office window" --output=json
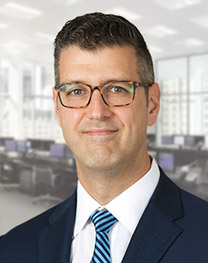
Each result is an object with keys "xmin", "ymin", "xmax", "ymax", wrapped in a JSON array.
[
  {"xmin": 23, "ymin": 67, "xmax": 33, "ymax": 97},
  {"xmin": 189, "ymin": 54, "xmax": 208, "ymax": 135},
  {"xmin": 22, "ymin": 67, "xmax": 56, "ymax": 139},
  {"xmin": 0, "ymin": 67, "xmax": 9, "ymax": 94},
  {"xmin": 0, "ymin": 60, "xmax": 18, "ymax": 137},
  {"xmin": 157, "ymin": 58, "xmax": 188, "ymax": 136},
  {"xmin": 157, "ymin": 53, "xmax": 208, "ymax": 140}
]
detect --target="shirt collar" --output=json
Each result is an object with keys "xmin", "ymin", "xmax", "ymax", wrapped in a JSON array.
[
  {"xmin": 73, "ymin": 181, "xmax": 101, "ymax": 238},
  {"xmin": 73, "ymin": 157, "xmax": 160, "ymax": 237},
  {"xmin": 105, "ymin": 157, "xmax": 160, "ymax": 233}
]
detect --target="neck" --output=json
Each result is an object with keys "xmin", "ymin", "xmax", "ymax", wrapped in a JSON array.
[{"xmin": 76, "ymin": 152, "xmax": 151, "ymax": 205}]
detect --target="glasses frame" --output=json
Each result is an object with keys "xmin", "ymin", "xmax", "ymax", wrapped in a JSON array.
[{"xmin": 54, "ymin": 80, "xmax": 147, "ymax": 109}]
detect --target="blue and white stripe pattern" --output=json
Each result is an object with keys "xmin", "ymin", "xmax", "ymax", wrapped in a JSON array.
[{"xmin": 90, "ymin": 210, "xmax": 118, "ymax": 263}]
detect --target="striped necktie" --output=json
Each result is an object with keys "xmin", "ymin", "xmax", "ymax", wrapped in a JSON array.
[{"xmin": 90, "ymin": 210, "xmax": 118, "ymax": 263}]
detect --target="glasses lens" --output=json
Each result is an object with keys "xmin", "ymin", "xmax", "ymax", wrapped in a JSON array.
[
  {"xmin": 59, "ymin": 83, "xmax": 90, "ymax": 107},
  {"xmin": 102, "ymin": 82, "xmax": 134, "ymax": 106}
]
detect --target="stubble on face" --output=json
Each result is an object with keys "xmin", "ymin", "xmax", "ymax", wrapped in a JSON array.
[{"xmin": 56, "ymin": 45, "xmax": 150, "ymax": 178}]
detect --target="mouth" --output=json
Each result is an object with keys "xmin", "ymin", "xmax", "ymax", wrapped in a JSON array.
[{"xmin": 83, "ymin": 129, "xmax": 118, "ymax": 136}]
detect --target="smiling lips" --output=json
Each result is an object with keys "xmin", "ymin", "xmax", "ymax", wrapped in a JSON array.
[{"xmin": 83, "ymin": 129, "xmax": 118, "ymax": 136}]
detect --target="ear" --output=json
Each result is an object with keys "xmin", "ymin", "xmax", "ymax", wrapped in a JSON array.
[
  {"xmin": 52, "ymin": 87, "xmax": 62, "ymax": 128},
  {"xmin": 147, "ymin": 83, "xmax": 160, "ymax": 126}
]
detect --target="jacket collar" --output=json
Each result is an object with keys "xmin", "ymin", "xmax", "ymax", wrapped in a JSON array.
[
  {"xmin": 122, "ymin": 168, "xmax": 184, "ymax": 263},
  {"xmin": 37, "ymin": 191, "xmax": 77, "ymax": 263},
  {"xmin": 37, "ymin": 168, "xmax": 184, "ymax": 263}
]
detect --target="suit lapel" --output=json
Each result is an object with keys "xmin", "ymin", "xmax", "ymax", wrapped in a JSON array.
[
  {"xmin": 37, "ymin": 191, "xmax": 77, "ymax": 263},
  {"xmin": 122, "ymin": 169, "xmax": 184, "ymax": 263},
  {"xmin": 36, "ymin": 169, "xmax": 184, "ymax": 263}
]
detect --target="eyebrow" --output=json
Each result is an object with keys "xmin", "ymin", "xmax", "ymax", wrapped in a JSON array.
[{"xmin": 60, "ymin": 78, "xmax": 133, "ymax": 85}]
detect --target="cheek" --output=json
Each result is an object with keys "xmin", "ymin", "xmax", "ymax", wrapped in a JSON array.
[
  {"xmin": 59, "ymin": 108, "xmax": 83, "ymax": 133},
  {"xmin": 125, "ymin": 107, "xmax": 149, "ymax": 141},
  {"xmin": 59, "ymin": 110, "xmax": 83, "ymax": 152},
  {"xmin": 121, "ymin": 103, "xmax": 148, "ymax": 126}
]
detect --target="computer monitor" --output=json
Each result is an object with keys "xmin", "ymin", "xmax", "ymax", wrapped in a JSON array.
[
  {"xmin": 4, "ymin": 140, "xmax": 16, "ymax": 151},
  {"xmin": 185, "ymin": 135, "xmax": 205, "ymax": 147},
  {"xmin": 0, "ymin": 137, "xmax": 14, "ymax": 146},
  {"xmin": 27, "ymin": 139, "xmax": 54, "ymax": 151},
  {"xmin": 16, "ymin": 140, "xmax": 28, "ymax": 153},
  {"xmin": 41, "ymin": 140, "xmax": 55, "ymax": 151},
  {"xmin": 159, "ymin": 152, "xmax": 175, "ymax": 172},
  {"xmin": 27, "ymin": 139, "xmax": 42, "ymax": 150},
  {"xmin": 174, "ymin": 135, "xmax": 185, "ymax": 146},
  {"xmin": 194, "ymin": 136, "xmax": 205, "ymax": 146},
  {"xmin": 185, "ymin": 136, "xmax": 195, "ymax": 147},
  {"xmin": 50, "ymin": 144, "xmax": 66, "ymax": 158},
  {"xmin": 162, "ymin": 135, "xmax": 174, "ymax": 145}
]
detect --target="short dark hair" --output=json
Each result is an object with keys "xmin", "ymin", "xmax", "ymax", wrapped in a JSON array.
[{"xmin": 54, "ymin": 12, "xmax": 154, "ymax": 96}]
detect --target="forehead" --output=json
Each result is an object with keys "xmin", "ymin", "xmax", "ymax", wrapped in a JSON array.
[{"xmin": 59, "ymin": 45, "xmax": 139, "ymax": 83}]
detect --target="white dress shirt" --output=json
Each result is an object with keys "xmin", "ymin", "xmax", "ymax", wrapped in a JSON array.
[{"xmin": 70, "ymin": 157, "xmax": 160, "ymax": 263}]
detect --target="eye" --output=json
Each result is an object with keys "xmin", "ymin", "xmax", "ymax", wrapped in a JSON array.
[
  {"xmin": 61, "ymin": 84, "xmax": 88, "ymax": 96},
  {"xmin": 69, "ymin": 89, "xmax": 84, "ymax": 96},
  {"xmin": 110, "ymin": 86, "xmax": 127, "ymax": 93}
]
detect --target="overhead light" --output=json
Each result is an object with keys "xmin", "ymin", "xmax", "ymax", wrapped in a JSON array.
[
  {"xmin": 185, "ymin": 38, "xmax": 204, "ymax": 47},
  {"xmin": 53, "ymin": 0, "xmax": 80, "ymax": 5},
  {"xmin": 0, "ymin": 2, "xmax": 42, "ymax": 20},
  {"xmin": 176, "ymin": 38, "xmax": 204, "ymax": 48},
  {"xmin": 0, "ymin": 23, "xmax": 7, "ymax": 29},
  {"xmin": 107, "ymin": 7, "xmax": 141, "ymax": 21},
  {"xmin": 146, "ymin": 25, "xmax": 177, "ymax": 38},
  {"xmin": 184, "ymin": 0, "xmax": 203, "ymax": 5},
  {"xmin": 149, "ymin": 46, "xmax": 163, "ymax": 53},
  {"xmin": 3, "ymin": 41, "xmax": 30, "ymax": 49},
  {"xmin": 1, "ymin": 41, "xmax": 30, "ymax": 55},
  {"xmin": 153, "ymin": 0, "xmax": 203, "ymax": 10},
  {"xmin": 192, "ymin": 14, "xmax": 208, "ymax": 28},
  {"xmin": 34, "ymin": 32, "xmax": 55, "ymax": 42}
]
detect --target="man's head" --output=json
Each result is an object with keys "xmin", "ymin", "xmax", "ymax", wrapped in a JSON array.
[
  {"xmin": 52, "ymin": 12, "xmax": 160, "ymax": 186},
  {"xmin": 54, "ymin": 12, "xmax": 154, "ymax": 99}
]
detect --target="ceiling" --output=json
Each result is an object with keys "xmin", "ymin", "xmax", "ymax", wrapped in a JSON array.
[{"xmin": 0, "ymin": 0, "xmax": 208, "ymax": 64}]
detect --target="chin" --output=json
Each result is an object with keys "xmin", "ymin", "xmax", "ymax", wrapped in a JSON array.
[{"xmin": 85, "ymin": 157, "xmax": 117, "ymax": 171}]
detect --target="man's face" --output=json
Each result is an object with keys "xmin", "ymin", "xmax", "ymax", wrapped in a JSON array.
[{"xmin": 53, "ymin": 45, "xmax": 160, "ymax": 173}]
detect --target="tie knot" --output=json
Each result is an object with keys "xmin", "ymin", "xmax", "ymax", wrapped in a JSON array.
[{"xmin": 90, "ymin": 210, "xmax": 118, "ymax": 234}]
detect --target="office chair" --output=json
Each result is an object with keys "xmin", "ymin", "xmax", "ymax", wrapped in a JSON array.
[
  {"xmin": 0, "ymin": 155, "xmax": 20, "ymax": 188},
  {"xmin": 52, "ymin": 169, "xmax": 77, "ymax": 199},
  {"xmin": 32, "ymin": 166, "xmax": 63, "ymax": 206}
]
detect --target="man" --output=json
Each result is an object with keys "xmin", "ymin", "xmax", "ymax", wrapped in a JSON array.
[{"xmin": 0, "ymin": 12, "xmax": 208, "ymax": 263}]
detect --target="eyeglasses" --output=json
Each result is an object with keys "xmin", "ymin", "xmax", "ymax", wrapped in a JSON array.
[{"xmin": 54, "ymin": 80, "xmax": 146, "ymax": 109}]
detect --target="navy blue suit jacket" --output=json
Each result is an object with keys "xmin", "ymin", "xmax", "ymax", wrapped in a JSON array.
[{"xmin": 1, "ymin": 168, "xmax": 208, "ymax": 262}]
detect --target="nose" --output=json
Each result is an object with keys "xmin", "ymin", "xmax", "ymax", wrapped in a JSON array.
[{"xmin": 86, "ymin": 89, "xmax": 113, "ymax": 120}]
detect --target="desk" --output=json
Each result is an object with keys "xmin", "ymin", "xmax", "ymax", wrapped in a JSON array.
[{"xmin": 14, "ymin": 154, "xmax": 77, "ymax": 198}]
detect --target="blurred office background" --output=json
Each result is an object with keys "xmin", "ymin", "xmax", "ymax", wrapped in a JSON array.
[{"xmin": 1, "ymin": 0, "xmax": 208, "ymax": 234}]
